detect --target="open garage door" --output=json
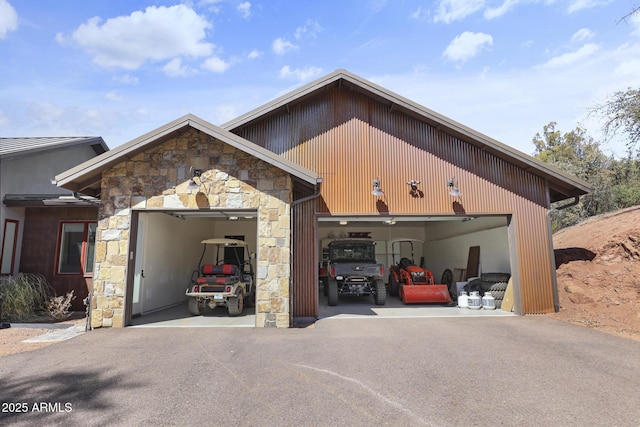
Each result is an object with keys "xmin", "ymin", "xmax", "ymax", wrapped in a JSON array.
[
  {"xmin": 126, "ymin": 209, "xmax": 257, "ymax": 327},
  {"xmin": 316, "ymin": 215, "xmax": 515, "ymax": 318}
]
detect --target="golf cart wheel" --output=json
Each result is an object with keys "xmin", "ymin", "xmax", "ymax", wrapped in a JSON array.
[
  {"xmin": 188, "ymin": 298, "xmax": 205, "ymax": 316},
  {"xmin": 321, "ymin": 277, "xmax": 328, "ymax": 297},
  {"xmin": 374, "ymin": 279, "xmax": 386, "ymax": 306},
  {"xmin": 328, "ymin": 279, "xmax": 339, "ymax": 306},
  {"xmin": 389, "ymin": 274, "xmax": 399, "ymax": 297},
  {"xmin": 228, "ymin": 289, "xmax": 244, "ymax": 316}
]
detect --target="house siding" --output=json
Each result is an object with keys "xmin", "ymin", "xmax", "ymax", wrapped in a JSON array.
[
  {"xmin": 20, "ymin": 206, "xmax": 96, "ymax": 311},
  {"xmin": 92, "ymin": 128, "xmax": 292, "ymax": 328},
  {"xmin": 233, "ymin": 85, "xmax": 556, "ymax": 314}
]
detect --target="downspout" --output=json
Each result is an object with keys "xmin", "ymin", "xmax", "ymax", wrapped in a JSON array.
[
  {"xmin": 547, "ymin": 196, "xmax": 580, "ymax": 312},
  {"xmin": 289, "ymin": 178, "xmax": 323, "ymax": 327}
]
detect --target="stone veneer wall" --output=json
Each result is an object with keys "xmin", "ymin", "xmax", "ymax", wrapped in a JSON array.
[{"xmin": 92, "ymin": 128, "xmax": 292, "ymax": 328}]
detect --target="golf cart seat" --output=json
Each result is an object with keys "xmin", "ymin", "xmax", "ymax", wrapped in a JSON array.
[{"xmin": 197, "ymin": 264, "xmax": 240, "ymax": 285}]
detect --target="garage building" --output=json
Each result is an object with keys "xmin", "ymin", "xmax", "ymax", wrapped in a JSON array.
[{"xmin": 55, "ymin": 69, "xmax": 590, "ymax": 328}]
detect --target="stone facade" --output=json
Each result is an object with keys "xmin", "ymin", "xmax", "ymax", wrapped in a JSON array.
[{"xmin": 92, "ymin": 128, "xmax": 292, "ymax": 328}]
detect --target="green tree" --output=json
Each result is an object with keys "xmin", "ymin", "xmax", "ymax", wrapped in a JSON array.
[{"xmin": 533, "ymin": 122, "xmax": 613, "ymax": 231}]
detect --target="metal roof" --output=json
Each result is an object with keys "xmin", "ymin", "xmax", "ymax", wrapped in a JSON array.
[
  {"xmin": 55, "ymin": 114, "xmax": 320, "ymax": 195},
  {"xmin": 222, "ymin": 69, "xmax": 591, "ymax": 202},
  {"xmin": 0, "ymin": 136, "xmax": 108, "ymax": 159}
]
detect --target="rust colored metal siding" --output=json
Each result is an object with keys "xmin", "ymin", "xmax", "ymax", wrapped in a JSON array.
[
  {"xmin": 235, "ymin": 86, "xmax": 556, "ymax": 314},
  {"xmin": 291, "ymin": 196, "xmax": 318, "ymax": 319},
  {"xmin": 20, "ymin": 207, "xmax": 96, "ymax": 311}
]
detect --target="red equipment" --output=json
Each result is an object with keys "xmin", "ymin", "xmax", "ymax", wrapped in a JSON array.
[{"xmin": 387, "ymin": 240, "xmax": 452, "ymax": 304}]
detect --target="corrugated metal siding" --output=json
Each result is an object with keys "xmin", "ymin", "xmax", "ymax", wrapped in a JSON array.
[
  {"xmin": 292, "ymin": 197, "xmax": 317, "ymax": 318},
  {"xmin": 236, "ymin": 85, "xmax": 555, "ymax": 314}
]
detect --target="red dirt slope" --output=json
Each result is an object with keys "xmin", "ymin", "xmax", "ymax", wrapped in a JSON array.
[{"xmin": 547, "ymin": 206, "xmax": 640, "ymax": 342}]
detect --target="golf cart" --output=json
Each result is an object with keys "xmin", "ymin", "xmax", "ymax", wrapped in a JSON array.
[{"xmin": 185, "ymin": 238, "xmax": 255, "ymax": 316}]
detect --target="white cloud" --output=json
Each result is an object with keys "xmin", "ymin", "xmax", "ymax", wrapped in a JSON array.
[
  {"xmin": 106, "ymin": 91, "xmax": 123, "ymax": 101},
  {"xmin": 163, "ymin": 58, "xmax": 190, "ymax": 77},
  {"xmin": 410, "ymin": 6, "xmax": 430, "ymax": 20},
  {"xmin": 484, "ymin": 0, "xmax": 520, "ymax": 20},
  {"xmin": 0, "ymin": 0, "xmax": 18, "ymax": 39},
  {"xmin": 112, "ymin": 74, "xmax": 139, "ymax": 85},
  {"xmin": 539, "ymin": 43, "xmax": 600, "ymax": 68},
  {"xmin": 248, "ymin": 49, "xmax": 262, "ymax": 59},
  {"xmin": 0, "ymin": 109, "xmax": 8, "ymax": 127},
  {"xmin": 201, "ymin": 56, "xmax": 231, "ymax": 73},
  {"xmin": 631, "ymin": 13, "xmax": 640, "ymax": 37},
  {"xmin": 572, "ymin": 28, "xmax": 594, "ymax": 42},
  {"xmin": 434, "ymin": 0, "xmax": 485, "ymax": 24},
  {"xmin": 294, "ymin": 19, "xmax": 323, "ymax": 40},
  {"xmin": 65, "ymin": 5, "xmax": 213, "ymax": 70},
  {"xmin": 279, "ymin": 65, "xmax": 322, "ymax": 81},
  {"xmin": 567, "ymin": 0, "xmax": 612, "ymax": 14},
  {"xmin": 237, "ymin": 2, "xmax": 251, "ymax": 19},
  {"xmin": 443, "ymin": 31, "xmax": 493, "ymax": 62},
  {"xmin": 272, "ymin": 38, "xmax": 298, "ymax": 55}
]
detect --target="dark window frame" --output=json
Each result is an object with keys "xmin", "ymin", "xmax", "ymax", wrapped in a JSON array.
[
  {"xmin": 54, "ymin": 220, "xmax": 96, "ymax": 277},
  {"xmin": 0, "ymin": 219, "xmax": 19, "ymax": 276}
]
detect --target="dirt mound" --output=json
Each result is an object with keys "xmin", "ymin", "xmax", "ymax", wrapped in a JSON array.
[{"xmin": 548, "ymin": 205, "xmax": 640, "ymax": 342}]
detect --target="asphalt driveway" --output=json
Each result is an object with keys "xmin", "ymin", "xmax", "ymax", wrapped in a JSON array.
[{"xmin": 1, "ymin": 316, "xmax": 639, "ymax": 426}]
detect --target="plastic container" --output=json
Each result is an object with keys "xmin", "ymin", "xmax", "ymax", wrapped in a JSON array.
[
  {"xmin": 481, "ymin": 292, "xmax": 496, "ymax": 310},
  {"xmin": 468, "ymin": 291, "xmax": 481, "ymax": 310},
  {"xmin": 458, "ymin": 291, "xmax": 469, "ymax": 308}
]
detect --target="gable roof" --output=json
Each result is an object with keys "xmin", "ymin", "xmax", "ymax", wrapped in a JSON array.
[
  {"xmin": 0, "ymin": 136, "xmax": 108, "ymax": 159},
  {"xmin": 222, "ymin": 69, "xmax": 591, "ymax": 203},
  {"xmin": 54, "ymin": 114, "xmax": 320, "ymax": 196}
]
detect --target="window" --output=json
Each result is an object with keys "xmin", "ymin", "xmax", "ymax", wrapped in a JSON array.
[
  {"xmin": 0, "ymin": 219, "xmax": 19, "ymax": 276},
  {"xmin": 56, "ymin": 221, "xmax": 97, "ymax": 276}
]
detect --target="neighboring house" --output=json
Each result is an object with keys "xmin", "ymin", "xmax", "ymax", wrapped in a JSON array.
[
  {"xmin": 54, "ymin": 70, "xmax": 590, "ymax": 328},
  {"xmin": 0, "ymin": 137, "xmax": 108, "ymax": 310}
]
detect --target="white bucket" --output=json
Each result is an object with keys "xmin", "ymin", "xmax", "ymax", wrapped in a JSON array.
[{"xmin": 468, "ymin": 291, "xmax": 481, "ymax": 310}]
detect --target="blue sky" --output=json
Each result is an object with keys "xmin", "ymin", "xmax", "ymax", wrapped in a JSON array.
[{"xmin": 1, "ymin": 0, "xmax": 638, "ymax": 157}]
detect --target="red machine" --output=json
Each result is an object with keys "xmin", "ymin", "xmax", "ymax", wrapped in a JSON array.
[{"xmin": 387, "ymin": 239, "xmax": 452, "ymax": 304}]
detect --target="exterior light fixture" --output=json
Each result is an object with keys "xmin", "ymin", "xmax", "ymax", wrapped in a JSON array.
[
  {"xmin": 383, "ymin": 219, "xmax": 396, "ymax": 225},
  {"xmin": 372, "ymin": 178, "xmax": 384, "ymax": 197},
  {"xmin": 447, "ymin": 178, "xmax": 462, "ymax": 197},
  {"xmin": 228, "ymin": 216, "xmax": 239, "ymax": 221},
  {"xmin": 339, "ymin": 220, "xmax": 348, "ymax": 225},
  {"xmin": 187, "ymin": 167, "xmax": 203, "ymax": 191},
  {"xmin": 407, "ymin": 179, "xmax": 422, "ymax": 198}
]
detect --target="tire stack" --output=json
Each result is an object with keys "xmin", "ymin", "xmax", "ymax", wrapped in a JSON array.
[{"xmin": 465, "ymin": 273, "xmax": 511, "ymax": 309}]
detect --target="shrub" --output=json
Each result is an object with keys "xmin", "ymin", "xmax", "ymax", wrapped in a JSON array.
[
  {"xmin": 43, "ymin": 290, "xmax": 76, "ymax": 320},
  {"xmin": 0, "ymin": 273, "xmax": 54, "ymax": 322}
]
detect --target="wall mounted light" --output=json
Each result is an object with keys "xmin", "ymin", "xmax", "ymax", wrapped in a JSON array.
[
  {"xmin": 407, "ymin": 179, "xmax": 423, "ymax": 198},
  {"xmin": 339, "ymin": 220, "xmax": 348, "ymax": 225},
  {"xmin": 372, "ymin": 178, "xmax": 384, "ymax": 197},
  {"xmin": 383, "ymin": 219, "xmax": 396, "ymax": 225},
  {"xmin": 447, "ymin": 178, "xmax": 462, "ymax": 197},
  {"xmin": 187, "ymin": 167, "xmax": 203, "ymax": 192}
]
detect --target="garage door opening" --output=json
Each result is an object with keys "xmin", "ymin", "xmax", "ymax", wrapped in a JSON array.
[
  {"xmin": 316, "ymin": 215, "xmax": 515, "ymax": 318},
  {"xmin": 126, "ymin": 210, "xmax": 258, "ymax": 327}
]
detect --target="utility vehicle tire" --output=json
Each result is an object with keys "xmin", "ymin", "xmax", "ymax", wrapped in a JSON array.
[
  {"xmin": 482, "ymin": 273, "xmax": 511, "ymax": 283},
  {"xmin": 490, "ymin": 290, "xmax": 505, "ymax": 300},
  {"xmin": 441, "ymin": 268, "xmax": 454, "ymax": 298},
  {"xmin": 228, "ymin": 289, "xmax": 244, "ymax": 316},
  {"xmin": 489, "ymin": 281, "xmax": 508, "ymax": 292},
  {"xmin": 374, "ymin": 279, "xmax": 386, "ymax": 305},
  {"xmin": 388, "ymin": 274, "xmax": 399, "ymax": 297},
  {"xmin": 328, "ymin": 279, "xmax": 339, "ymax": 306},
  {"xmin": 188, "ymin": 298, "xmax": 205, "ymax": 316},
  {"xmin": 321, "ymin": 278, "xmax": 328, "ymax": 297}
]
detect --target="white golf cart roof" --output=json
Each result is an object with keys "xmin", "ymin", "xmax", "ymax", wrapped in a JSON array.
[{"xmin": 200, "ymin": 238, "xmax": 249, "ymax": 247}]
